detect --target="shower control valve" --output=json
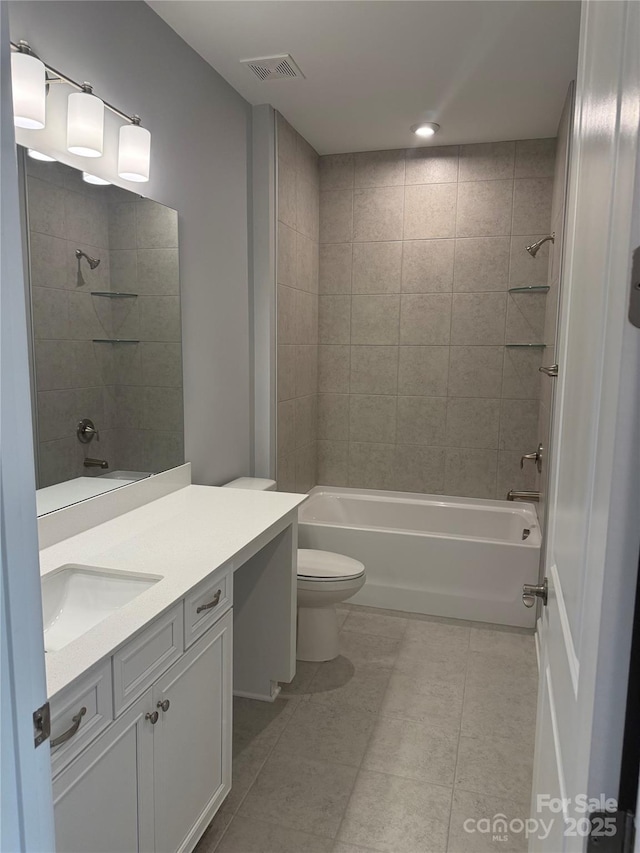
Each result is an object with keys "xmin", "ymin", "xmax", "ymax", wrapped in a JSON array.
[
  {"xmin": 522, "ymin": 578, "xmax": 548, "ymax": 608},
  {"xmin": 520, "ymin": 443, "xmax": 543, "ymax": 473}
]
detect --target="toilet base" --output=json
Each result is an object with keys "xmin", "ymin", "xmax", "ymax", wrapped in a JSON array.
[{"xmin": 296, "ymin": 605, "xmax": 340, "ymax": 662}]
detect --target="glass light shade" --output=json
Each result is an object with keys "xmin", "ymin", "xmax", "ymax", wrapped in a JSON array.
[
  {"xmin": 118, "ymin": 123, "xmax": 151, "ymax": 182},
  {"xmin": 28, "ymin": 149, "xmax": 56, "ymax": 162},
  {"xmin": 82, "ymin": 172, "xmax": 110, "ymax": 186},
  {"xmin": 11, "ymin": 52, "xmax": 46, "ymax": 129},
  {"xmin": 67, "ymin": 90, "xmax": 104, "ymax": 157}
]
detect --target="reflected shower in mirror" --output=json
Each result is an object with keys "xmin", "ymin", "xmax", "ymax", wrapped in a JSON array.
[{"xmin": 22, "ymin": 148, "xmax": 184, "ymax": 514}]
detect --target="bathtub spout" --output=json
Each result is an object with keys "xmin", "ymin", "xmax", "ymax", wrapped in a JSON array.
[{"xmin": 507, "ymin": 490, "xmax": 539, "ymax": 502}]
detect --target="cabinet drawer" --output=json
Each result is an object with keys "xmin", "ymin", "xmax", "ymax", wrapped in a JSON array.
[
  {"xmin": 184, "ymin": 564, "xmax": 233, "ymax": 649},
  {"xmin": 50, "ymin": 660, "xmax": 112, "ymax": 778},
  {"xmin": 113, "ymin": 605, "xmax": 183, "ymax": 716}
]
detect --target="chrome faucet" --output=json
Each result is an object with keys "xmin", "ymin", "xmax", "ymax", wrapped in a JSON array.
[
  {"xmin": 507, "ymin": 490, "xmax": 540, "ymax": 502},
  {"xmin": 84, "ymin": 458, "xmax": 109, "ymax": 469}
]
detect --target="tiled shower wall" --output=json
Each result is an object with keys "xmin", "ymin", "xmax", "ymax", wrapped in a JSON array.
[
  {"xmin": 316, "ymin": 140, "xmax": 555, "ymax": 498},
  {"xmin": 27, "ymin": 157, "xmax": 183, "ymax": 487},
  {"xmin": 276, "ymin": 114, "xmax": 320, "ymax": 492}
]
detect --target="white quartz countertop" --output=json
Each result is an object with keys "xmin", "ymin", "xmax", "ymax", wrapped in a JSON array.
[{"xmin": 41, "ymin": 484, "xmax": 306, "ymax": 698}]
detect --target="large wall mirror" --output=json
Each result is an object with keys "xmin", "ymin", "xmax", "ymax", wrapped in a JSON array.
[{"xmin": 21, "ymin": 148, "xmax": 184, "ymax": 515}]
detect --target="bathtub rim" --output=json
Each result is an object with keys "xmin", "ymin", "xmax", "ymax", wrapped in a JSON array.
[{"xmin": 300, "ymin": 485, "xmax": 541, "ymax": 548}]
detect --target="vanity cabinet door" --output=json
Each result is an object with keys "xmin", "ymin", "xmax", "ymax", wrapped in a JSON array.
[
  {"xmin": 53, "ymin": 692, "xmax": 155, "ymax": 853},
  {"xmin": 153, "ymin": 609, "xmax": 232, "ymax": 853}
]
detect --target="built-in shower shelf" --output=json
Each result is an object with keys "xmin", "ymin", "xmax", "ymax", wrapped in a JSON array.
[
  {"xmin": 505, "ymin": 343, "xmax": 547, "ymax": 349},
  {"xmin": 92, "ymin": 339, "xmax": 140, "ymax": 344},
  {"xmin": 508, "ymin": 286, "xmax": 550, "ymax": 294},
  {"xmin": 91, "ymin": 291, "xmax": 138, "ymax": 298}
]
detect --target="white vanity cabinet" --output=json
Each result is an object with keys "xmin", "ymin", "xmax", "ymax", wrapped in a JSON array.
[{"xmin": 52, "ymin": 606, "xmax": 233, "ymax": 853}]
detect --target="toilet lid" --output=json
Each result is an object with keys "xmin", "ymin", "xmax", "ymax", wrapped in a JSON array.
[{"xmin": 297, "ymin": 549, "xmax": 365, "ymax": 581}]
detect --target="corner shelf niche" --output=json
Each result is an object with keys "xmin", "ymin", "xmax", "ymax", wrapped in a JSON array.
[
  {"xmin": 92, "ymin": 339, "xmax": 140, "ymax": 344},
  {"xmin": 91, "ymin": 291, "xmax": 138, "ymax": 298},
  {"xmin": 508, "ymin": 286, "xmax": 550, "ymax": 294},
  {"xmin": 505, "ymin": 343, "xmax": 546, "ymax": 349}
]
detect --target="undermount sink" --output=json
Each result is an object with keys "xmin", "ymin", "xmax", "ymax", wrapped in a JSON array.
[{"xmin": 42, "ymin": 564, "xmax": 162, "ymax": 653}]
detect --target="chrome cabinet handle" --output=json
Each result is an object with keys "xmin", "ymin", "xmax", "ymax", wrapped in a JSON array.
[
  {"xmin": 50, "ymin": 706, "xmax": 87, "ymax": 748},
  {"xmin": 196, "ymin": 589, "xmax": 222, "ymax": 614},
  {"xmin": 539, "ymin": 364, "xmax": 558, "ymax": 377},
  {"xmin": 157, "ymin": 699, "xmax": 170, "ymax": 713},
  {"xmin": 145, "ymin": 711, "xmax": 159, "ymax": 725}
]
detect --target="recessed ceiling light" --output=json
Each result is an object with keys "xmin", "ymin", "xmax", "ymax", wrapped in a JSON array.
[
  {"xmin": 28, "ymin": 149, "xmax": 56, "ymax": 162},
  {"xmin": 82, "ymin": 172, "xmax": 111, "ymax": 186},
  {"xmin": 411, "ymin": 122, "xmax": 440, "ymax": 138}
]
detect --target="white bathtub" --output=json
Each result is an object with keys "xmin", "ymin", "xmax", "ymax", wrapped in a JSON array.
[{"xmin": 298, "ymin": 487, "xmax": 541, "ymax": 628}]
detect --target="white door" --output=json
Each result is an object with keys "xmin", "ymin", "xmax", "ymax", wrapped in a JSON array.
[
  {"xmin": 531, "ymin": 1, "xmax": 640, "ymax": 850},
  {"xmin": 153, "ymin": 611, "xmax": 233, "ymax": 853},
  {"xmin": 52, "ymin": 694, "xmax": 155, "ymax": 853},
  {"xmin": 0, "ymin": 12, "xmax": 55, "ymax": 852}
]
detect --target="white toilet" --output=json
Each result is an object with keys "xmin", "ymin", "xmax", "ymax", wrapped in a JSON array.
[{"xmin": 223, "ymin": 478, "xmax": 366, "ymax": 662}]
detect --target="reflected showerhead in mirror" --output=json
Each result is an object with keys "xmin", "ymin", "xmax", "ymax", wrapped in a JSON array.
[
  {"xmin": 75, "ymin": 248, "xmax": 101, "ymax": 269},
  {"xmin": 525, "ymin": 234, "xmax": 555, "ymax": 257}
]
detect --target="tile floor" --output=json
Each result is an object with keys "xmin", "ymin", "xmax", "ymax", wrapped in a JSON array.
[{"xmin": 195, "ymin": 605, "xmax": 538, "ymax": 853}]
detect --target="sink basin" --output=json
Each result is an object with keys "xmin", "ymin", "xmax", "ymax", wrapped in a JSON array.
[{"xmin": 42, "ymin": 565, "xmax": 161, "ymax": 653}]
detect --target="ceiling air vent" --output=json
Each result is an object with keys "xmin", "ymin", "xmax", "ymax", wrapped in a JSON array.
[{"xmin": 240, "ymin": 54, "xmax": 305, "ymax": 81}]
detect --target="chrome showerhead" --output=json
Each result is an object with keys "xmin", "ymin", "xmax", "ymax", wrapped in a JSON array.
[
  {"xmin": 525, "ymin": 234, "xmax": 555, "ymax": 257},
  {"xmin": 75, "ymin": 249, "xmax": 101, "ymax": 269}
]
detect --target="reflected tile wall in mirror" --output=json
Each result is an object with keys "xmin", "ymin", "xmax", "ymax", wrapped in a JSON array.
[{"xmin": 24, "ymin": 150, "xmax": 184, "ymax": 501}]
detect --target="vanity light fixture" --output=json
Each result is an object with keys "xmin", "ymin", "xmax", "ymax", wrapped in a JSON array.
[
  {"xmin": 10, "ymin": 39, "xmax": 151, "ymax": 182},
  {"xmin": 28, "ymin": 148, "xmax": 56, "ymax": 162},
  {"xmin": 411, "ymin": 122, "xmax": 440, "ymax": 138},
  {"xmin": 118, "ymin": 116, "xmax": 151, "ymax": 183},
  {"xmin": 11, "ymin": 42, "xmax": 46, "ymax": 129},
  {"xmin": 82, "ymin": 172, "xmax": 111, "ymax": 186},
  {"xmin": 67, "ymin": 83, "xmax": 104, "ymax": 157}
]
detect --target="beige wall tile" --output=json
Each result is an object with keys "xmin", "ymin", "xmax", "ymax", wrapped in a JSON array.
[
  {"xmin": 397, "ymin": 396, "xmax": 447, "ymax": 445},
  {"xmin": 446, "ymin": 397, "xmax": 501, "ymax": 449},
  {"xmin": 277, "ymin": 113, "xmax": 297, "ymax": 165},
  {"xmin": 456, "ymin": 180, "xmax": 514, "ymax": 237},
  {"xmin": 353, "ymin": 187, "xmax": 404, "ymax": 242},
  {"xmin": 278, "ymin": 161, "xmax": 297, "ymax": 229},
  {"xmin": 296, "ymin": 177, "xmax": 320, "ymax": 240},
  {"xmin": 350, "ymin": 346, "xmax": 399, "ymax": 395},
  {"xmin": 398, "ymin": 346, "xmax": 449, "ymax": 396},
  {"xmin": 27, "ymin": 177, "xmax": 66, "ymax": 239},
  {"xmin": 317, "ymin": 441, "xmax": 349, "ymax": 486},
  {"xmin": 277, "ymin": 285, "xmax": 297, "ymax": 344},
  {"xmin": 453, "ymin": 237, "xmax": 510, "ymax": 292},
  {"xmin": 499, "ymin": 398, "xmax": 540, "ymax": 451},
  {"xmin": 515, "ymin": 138, "xmax": 556, "ymax": 179},
  {"xmin": 354, "ymin": 150, "xmax": 406, "ymax": 188},
  {"xmin": 320, "ymin": 190, "xmax": 353, "ymax": 243},
  {"xmin": 505, "ymin": 292, "xmax": 546, "ymax": 343},
  {"xmin": 278, "ymin": 345, "xmax": 297, "ymax": 401},
  {"xmin": 404, "ymin": 146, "xmax": 459, "ymax": 185},
  {"xmin": 318, "ymin": 394, "xmax": 350, "ymax": 440},
  {"xmin": 297, "ymin": 134, "xmax": 319, "ymax": 188},
  {"xmin": 502, "ymin": 347, "xmax": 542, "ymax": 400},
  {"xmin": 497, "ymin": 450, "xmax": 538, "ymax": 499},
  {"xmin": 278, "ymin": 399, "xmax": 296, "ymax": 456},
  {"xmin": 320, "ymin": 153, "xmax": 355, "ymax": 190},
  {"xmin": 295, "ymin": 290, "xmax": 318, "ymax": 344},
  {"xmin": 399, "ymin": 294, "xmax": 452, "ymax": 345},
  {"xmin": 351, "ymin": 295, "xmax": 400, "ymax": 345},
  {"xmin": 394, "ymin": 445, "xmax": 446, "ymax": 493},
  {"xmin": 318, "ymin": 345, "xmax": 350, "ymax": 392},
  {"xmin": 295, "ymin": 442, "xmax": 317, "ymax": 492},
  {"xmin": 451, "ymin": 292, "xmax": 507, "ymax": 345},
  {"xmin": 401, "ymin": 240, "xmax": 454, "ymax": 293},
  {"xmin": 444, "ymin": 448, "xmax": 498, "ymax": 499},
  {"xmin": 277, "ymin": 451, "xmax": 296, "ymax": 492},
  {"xmin": 508, "ymin": 234, "xmax": 551, "ymax": 288},
  {"xmin": 320, "ymin": 244, "xmax": 352, "ymax": 294},
  {"xmin": 295, "ymin": 345, "xmax": 318, "ymax": 397},
  {"xmin": 458, "ymin": 141, "xmax": 515, "ymax": 182},
  {"xmin": 512, "ymin": 178, "xmax": 553, "ymax": 235},
  {"xmin": 277, "ymin": 222, "xmax": 296, "ymax": 287},
  {"xmin": 295, "ymin": 395, "xmax": 317, "ymax": 448},
  {"xmin": 348, "ymin": 442, "xmax": 396, "ymax": 490},
  {"xmin": 350, "ymin": 395, "xmax": 397, "ymax": 443},
  {"xmin": 319, "ymin": 295, "xmax": 351, "ymax": 344},
  {"xmin": 296, "ymin": 233, "xmax": 318, "ymax": 293},
  {"xmin": 448, "ymin": 346, "xmax": 504, "ymax": 398},
  {"xmin": 403, "ymin": 183, "xmax": 457, "ymax": 240},
  {"xmin": 352, "ymin": 242, "xmax": 403, "ymax": 294}
]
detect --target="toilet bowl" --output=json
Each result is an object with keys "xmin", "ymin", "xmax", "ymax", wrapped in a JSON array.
[{"xmin": 223, "ymin": 478, "xmax": 367, "ymax": 662}]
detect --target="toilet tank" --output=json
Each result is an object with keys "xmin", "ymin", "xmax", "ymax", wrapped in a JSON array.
[{"xmin": 222, "ymin": 477, "xmax": 277, "ymax": 491}]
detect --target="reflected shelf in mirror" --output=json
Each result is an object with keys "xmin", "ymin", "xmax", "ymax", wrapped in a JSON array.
[
  {"xmin": 505, "ymin": 343, "xmax": 547, "ymax": 348},
  {"xmin": 91, "ymin": 291, "xmax": 138, "ymax": 298},
  {"xmin": 508, "ymin": 285, "xmax": 551, "ymax": 293}
]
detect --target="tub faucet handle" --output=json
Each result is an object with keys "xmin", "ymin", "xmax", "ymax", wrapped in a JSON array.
[
  {"xmin": 520, "ymin": 443, "xmax": 543, "ymax": 473},
  {"xmin": 522, "ymin": 578, "xmax": 548, "ymax": 608}
]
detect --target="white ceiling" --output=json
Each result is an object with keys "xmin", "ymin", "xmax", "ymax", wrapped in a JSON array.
[{"xmin": 149, "ymin": 1, "xmax": 581, "ymax": 154}]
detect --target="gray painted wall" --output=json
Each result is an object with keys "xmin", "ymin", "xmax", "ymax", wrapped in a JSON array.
[{"xmin": 9, "ymin": 1, "xmax": 253, "ymax": 485}]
